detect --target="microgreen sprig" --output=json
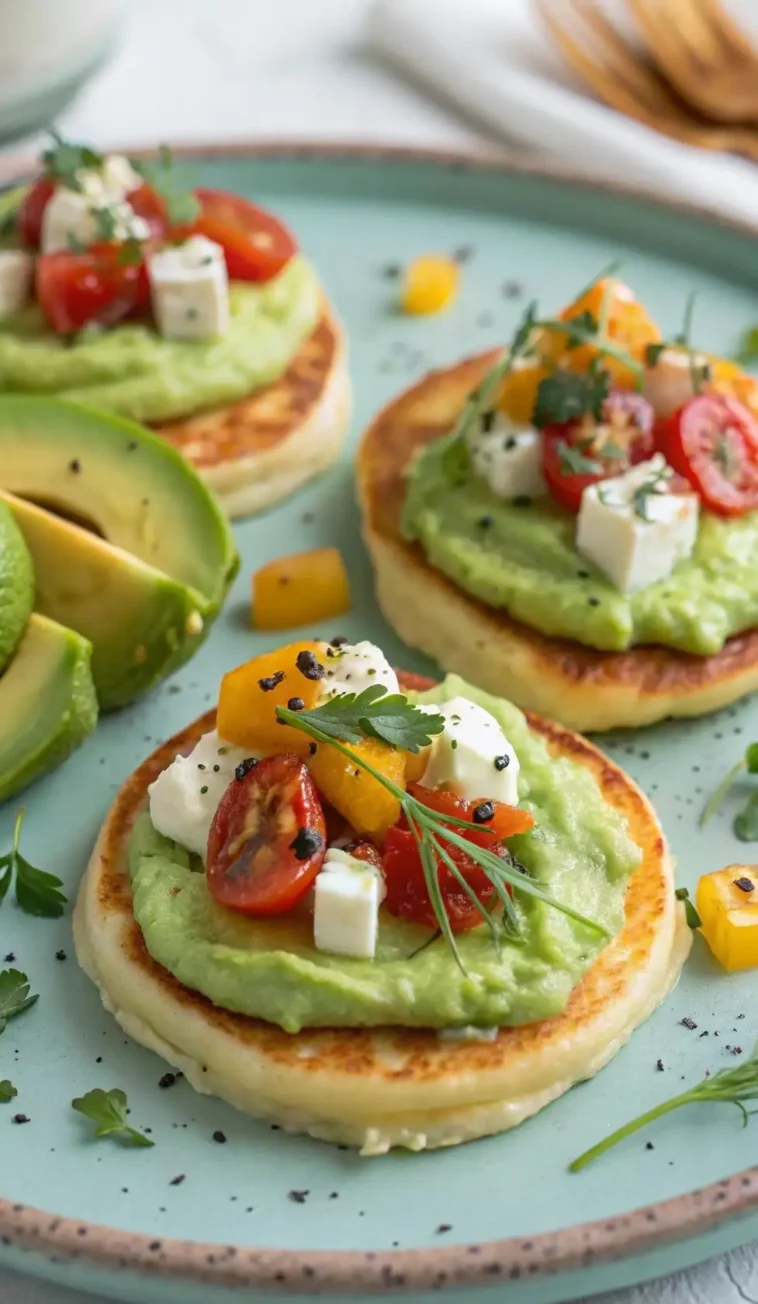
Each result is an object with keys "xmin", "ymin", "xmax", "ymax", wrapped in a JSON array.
[
  {"xmin": 700, "ymin": 742, "xmax": 758, "ymax": 838},
  {"xmin": 42, "ymin": 130, "xmax": 102, "ymax": 191},
  {"xmin": 131, "ymin": 145, "xmax": 200, "ymax": 226},
  {"xmin": 277, "ymin": 693, "xmax": 607, "ymax": 969},
  {"xmin": 571, "ymin": 1043, "xmax": 758, "ymax": 1172},
  {"xmin": 72, "ymin": 1087, "xmax": 154, "ymax": 1148},
  {"xmin": 0, "ymin": 809, "xmax": 67, "ymax": 918}
]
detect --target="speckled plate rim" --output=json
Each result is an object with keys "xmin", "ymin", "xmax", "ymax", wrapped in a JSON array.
[{"xmin": 1, "ymin": 139, "xmax": 758, "ymax": 1296}]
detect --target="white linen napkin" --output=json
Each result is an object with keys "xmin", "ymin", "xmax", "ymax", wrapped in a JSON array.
[{"xmin": 367, "ymin": 0, "xmax": 758, "ymax": 226}]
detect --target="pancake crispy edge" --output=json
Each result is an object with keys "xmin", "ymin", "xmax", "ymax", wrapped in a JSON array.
[
  {"xmin": 154, "ymin": 307, "xmax": 350, "ymax": 519},
  {"xmin": 73, "ymin": 683, "xmax": 690, "ymax": 1155},
  {"xmin": 356, "ymin": 351, "xmax": 758, "ymax": 732}
]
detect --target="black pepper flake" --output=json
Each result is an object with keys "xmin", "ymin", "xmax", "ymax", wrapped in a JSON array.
[
  {"xmin": 477, "ymin": 515, "xmax": 494, "ymax": 529},
  {"xmin": 494, "ymin": 754, "xmax": 510, "ymax": 771},
  {"xmin": 212, "ymin": 1130, "xmax": 227, "ymax": 1144},
  {"xmin": 295, "ymin": 650, "xmax": 325, "ymax": 681},
  {"xmin": 159, "ymin": 1073, "xmax": 177, "ymax": 1089},
  {"xmin": 235, "ymin": 757, "xmax": 258, "ymax": 782},
  {"xmin": 656, "ymin": 1059, "xmax": 664, "ymax": 1072},
  {"xmin": 329, "ymin": 1191, "xmax": 339, "ymax": 1199},
  {"xmin": 259, "ymin": 671, "xmax": 285, "ymax": 692},
  {"xmin": 290, "ymin": 828, "xmax": 323, "ymax": 861},
  {"xmin": 127, "ymin": 440, "xmax": 138, "ymax": 452},
  {"xmin": 512, "ymin": 495, "xmax": 531, "ymax": 508},
  {"xmin": 55, "ymin": 949, "xmax": 67, "ymax": 961},
  {"xmin": 502, "ymin": 279, "xmax": 524, "ymax": 299},
  {"xmin": 3, "ymin": 953, "xmax": 15, "ymax": 962},
  {"xmin": 68, "ymin": 459, "xmax": 81, "ymax": 473},
  {"xmin": 503, "ymin": 435, "xmax": 518, "ymax": 451},
  {"xmin": 12, "ymin": 1114, "xmax": 29, "ymax": 1124},
  {"xmin": 588, "ymin": 597, "xmax": 600, "ymax": 607},
  {"xmin": 646, "ymin": 1142, "xmax": 655, "ymax": 1150},
  {"xmin": 437, "ymin": 1224, "xmax": 452, "ymax": 1234},
  {"xmin": 289, "ymin": 1190, "xmax": 309, "ymax": 1204},
  {"xmin": 330, "ymin": 635, "xmax": 348, "ymax": 647},
  {"xmin": 733, "ymin": 877, "xmax": 755, "ymax": 893},
  {"xmin": 481, "ymin": 409, "xmax": 496, "ymax": 433},
  {"xmin": 577, "ymin": 569, "xmax": 590, "ymax": 579},
  {"xmin": 169, "ymin": 1174, "xmax": 186, "ymax": 1186},
  {"xmin": 680, "ymin": 1018, "xmax": 697, "ymax": 1030},
  {"xmin": 287, "ymin": 697, "xmax": 305, "ymax": 711},
  {"xmin": 472, "ymin": 802, "xmax": 494, "ymax": 824},
  {"xmin": 309, "ymin": 742, "xmax": 318, "ymax": 756},
  {"xmin": 452, "ymin": 244, "xmax": 474, "ymax": 264}
]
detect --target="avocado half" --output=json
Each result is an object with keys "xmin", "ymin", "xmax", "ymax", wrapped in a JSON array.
[
  {"xmin": 0, "ymin": 397, "xmax": 239, "ymax": 710},
  {"xmin": 0, "ymin": 613, "xmax": 98, "ymax": 802},
  {"xmin": 0, "ymin": 495, "xmax": 33, "ymax": 675}
]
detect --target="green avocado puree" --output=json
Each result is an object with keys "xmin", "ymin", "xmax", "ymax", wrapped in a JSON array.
[
  {"xmin": 402, "ymin": 437, "xmax": 758, "ymax": 656},
  {"xmin": 0, "ymin": 256, "xmax": 320, "ymax": 424},
  {"xmin": 127, "ymin": 677, "xmax": 640, "ymax": 1033}
]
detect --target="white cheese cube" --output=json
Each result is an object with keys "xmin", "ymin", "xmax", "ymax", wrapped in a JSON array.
[
  {"xmin": 467, "ymin": 411, "xmax": 546, "ymax": 500},
  {"xmin": 41, "ymin": 188, "xmax": 149, "ymax": 253},
  {"xmin": 147, "ymin": 730, "xmax": 255, "ymax": 859},
  {"xmin": 0, "ymin": 250, "xmax": 33, "ymax": 318},
  {"xmin": 576, "ymin": 454, "xmax": 699, "ymax": 594},
  {"xmin": 420, "ymin": 696, "xmax": 520, "ymax": 806},
  {"xmin": 322, "ymin": 640, "xmax": 399, "ymax": 700},
  {"xmin": 148, "ymin": 236, "xmax": 230, "ymax": 341},
  {"xmin": 100, "ymin": 154, "xmax": 142, "ymax": 199},
  {"xmin": 314, "ymin": 848, "xmax": 385, "ymax": 959}
]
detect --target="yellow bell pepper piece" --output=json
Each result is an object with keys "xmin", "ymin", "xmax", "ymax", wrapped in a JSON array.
[
  {"xmin": 709, "ymin": 357, "xmax": 758, "ymax": 421},
  {"xmin": 696, "ymin": 865, "xmax": 758, "ymax": 971},
  {"xmin": 252, "ymin": 547, "xmax": 351, "ymax": 632},
  {"xmin": 309, "ymin": 737, "xmax": 406, "ymax": 841},
  {"xmin": 401, "ymin": 256, "xmax": 459, "ymax": 315},
  {"xmin": 217, "ymin": 640, "xmax": 330, "ymax": 757},
  {"xmin": 540, "ymin": 277, "xmax": 661, "ymax": 389}
]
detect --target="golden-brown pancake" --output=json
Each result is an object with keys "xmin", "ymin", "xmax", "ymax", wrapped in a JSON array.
[
  {"xmin": 357, "ymin": 351, "xmax": 758, "ymax": 732},
  {"xmin": 155, "ymin": 308, "xmax": 350, "ymax": 519},
  {"xmin": 73, "ymin": 672, "xmax": 690, "ymax": 1155}
]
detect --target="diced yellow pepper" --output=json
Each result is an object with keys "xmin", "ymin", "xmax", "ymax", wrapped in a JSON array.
[
  {"xmin": 252, "ymin": 547, "xmax": 351, "ymax": 632},
  {"xmin": 709, "ymin": 357, "xmax": 758, "ymax": 421},
  {"xmin": 308, "ymin": 737, "xmax": 406, "ymax": 840},
  {"xmin": 497, "ymin": 361, "xmax": 551, "ymax": 425},
  {"xmin": 217, "ymin": 640, "xmax": 330, "ymax": 756},
  {"xmin": 401, "ymin": 256, "xmax": 459, "ymax": 315},
  {"xmin": 696, "ymin": 865, "xmax": 758, "ymax": 971},
  {"xmin": 540, "ymin": 277, "xmax": 661, "ymax": 389}
]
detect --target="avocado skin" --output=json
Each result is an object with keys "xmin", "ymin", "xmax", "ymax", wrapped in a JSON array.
[
  {"xmin": 0, "ymin": 496, "xmax": 34, "ymax": 675},
  {"xmin": 0, "ymin": 613, "xmax": 98, "ymax": 803}
]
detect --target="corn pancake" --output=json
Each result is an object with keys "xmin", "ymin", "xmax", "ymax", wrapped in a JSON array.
[
  {"xmin": 155, "ymin": 308, "xmax": 350, "ymax": 519},
  {"xmin": 74, "ymin": 672, "xmax": 689, "ymax": 1154},
  {"xmin": 357, "ymin": 351, "xmax": 758, "ymax": 731}
]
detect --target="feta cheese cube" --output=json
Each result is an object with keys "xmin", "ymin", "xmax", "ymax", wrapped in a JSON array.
[
  {"xmin": 576, "ymin": 454, "xmax": 699, "ymax": 594},
  {"xmin": 147, "ymin": 730, "xmax": 255, "ymax": 858},
  {"xmin": 148, "ymin": 236, "xmax": 230, "ymax": 341},
  {"xmin": 467, "ymin": 410, "xmax": 546, "ymax": 500},
  {"xmin": 76, "ymin": 154, "xmax": 141, "ymax": 202},
  {"xmin": 41, "ymin": 187, "xmax": 149, "ymax": 254},
  {"xmin": 321, "ymin": 640, "xmax": 399, "ymax": 700},
  {"xmin": 0, "ymin": 250, "xmax": 33, "ymax": 318},
  {"xmin": 420, "ymin": 696, "xmax": 520, "ymax": 806},
  {"xmin": 314, "ymin": 848, "xmax": 386, "ymax": 959}
]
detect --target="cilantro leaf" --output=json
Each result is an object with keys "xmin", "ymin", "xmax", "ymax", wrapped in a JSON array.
[
  {"xmin": 42, "ymin": 130, "xmax": 102, "ymax": 191},
  {"xmin": 533, "ymin": 361, "xmax": 610, "ymax": 428},
  {"xmin": 279, "ymin": 686, "xmax": 445, "ymax": 753},
  {"xmin": 0, "ymin": 1080, "xmax": 17, "ymax": 1103},
  {"xmin": 0, "ymin": 969, "xmax": 39, "ymax": 1035},
  {"xmin": 0, "ymin": 809, "xmax": 67, "ymax": 918},
  {"xmin": 72, "ymin": 1087, "xmax": 154, "ymax": 1148},
  {"xmin": 131, "ymin": 145, "xmax": 200, "ymax": 225},
  {"xmin": 645, "ymin": 342, "xmax": 666, "ymax": 368},
  {"xmin": 557, "ymin": 440, "xmax": 603, "ymax": 476}
]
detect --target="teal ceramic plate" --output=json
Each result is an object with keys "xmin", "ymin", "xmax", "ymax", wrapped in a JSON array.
[{"xmin": 1, "ymin": 144, "xmax": 758, "ymax": 1304}]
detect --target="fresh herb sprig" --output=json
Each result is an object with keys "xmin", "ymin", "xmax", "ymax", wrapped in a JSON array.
[
  {"xmin": 72, "ymin": 1088, "xmax": 154, "ymax": 1148},
  {"xmin": 277, "ymin": 693, "xmax": 607, "ymax": 968},
  {"xmin": 700, "ymin": 742, "xmax": 758, "ymax": 837},
  {"xmin": 42, "ymin": 130, "xmax": 102, "ymax": 191},
  {"xmin": 0, "ymin": 809, "xmax": 67, "ymax": 917},
  {"xmin": 646, "ymin": 291, "xmax": 710, "ymax": 397},
  {"xmin": 0, "ymin": 1080, "xmax": 17, "ymax": 1102},
  {"xmin": 131, "ymin": 145, "xmax": 200, "ymax": 225},
  {"xmin": 571, "ymin": 1043, "xmax": 758, "ymax": 1172},
  {"xmin": 534, "ymin": 358, "xmax": 611, "ymax": 429},
  {"xmin": 0, "ymin": 969, "xmax": 38, "ymax": 1035},
  {"xmin": 735, "ymin": 325, "xmax": 758, "ymax": 368},
  {"xmin": 675, "ymin": 886, "xmax": 702, "ymax": 930}
]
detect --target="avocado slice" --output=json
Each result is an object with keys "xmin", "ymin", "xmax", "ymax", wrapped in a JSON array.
[
  {"xmin": 0, "ymin": 396, "xmax": 238, "ymax": 611},
  {"xmin": 0, "ymin": 495, "xmax": 33, "ymax": 675},
  {"xmin": 1, "ymin": 490, "xmax": 211, "ymax": 710},
  {"xmin": 0, "ymin": 612, "xmax": 98, "ymax": 803}
]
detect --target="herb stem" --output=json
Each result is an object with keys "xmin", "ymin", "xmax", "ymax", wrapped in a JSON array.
[
  {"xmin": 699, "ymin": 758, "xmax": 745, "ymax": 827},
  {"xmin": 539, "ymin": 317, "xmax": 644, "ymax": 383},
  {"xmin": 570, "ymin": 1094, "xmax": 696, "ymax": 1173}
]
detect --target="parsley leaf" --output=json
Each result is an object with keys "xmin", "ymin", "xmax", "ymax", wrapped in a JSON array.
[
  {"xmin": 72, "ymin": 1087, "xmax": 154, "ymax": 1148},
  {"xmin": 0, "ymin": 809, "xmax": 67, "ymax": 918},
  {"xmin": 42, "ymin": 130, "xmax": 102, "ymax": 191},
  {"xmin": 645, "ymin": 341, "xmax": 666, "ymax": 368},
  {"xmin": 631, "ymin": 466, "xmax": 672, "ymax": 522},
  {"xmin": 131, "ymin": 145, "xmax": 200, "ymax": 225},
  {"xmin": 674, "ymin": 886, "xmax": 702, "ymax": 929},
  {"xmin": 557, "ymin": 440, "xmax": 603, "ymax": 476},
  {"xmin": 0, "ymin": 969, "xmax": 39, "ymax": 1035},
  {"xmin": 734, "ymin": 793, "xmax": 758, "ymax": 842},
  {"xmin": 91, "ymin": 205, "xmax": 120, "ymax": 242},
  {"xmin": 291, "ymin": 686, "xmax": 446, "ymax": 753},
  {"xmin": 533, "ymin": 361, "xmax": 610, "ymax": 428},
  {"xmin": 0, "ymin": 1080, "xmax": 17, "ymax": 1103}
]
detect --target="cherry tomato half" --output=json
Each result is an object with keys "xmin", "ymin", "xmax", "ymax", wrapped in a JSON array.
[
  {"xmin": 206, "ymin": 754, "xmax": 326, "ymax": 916},
  {"xmin": 382, "ymin": 785, "xmax": 534, "ymax": 933},
  {"xmin": 126, "ymin": 182, "xmax": 169, "ymax": 240},
  {"xmin": 655, "ymin": 394, "xmax": 758, "ymax": 518},
  {"xmin": 542, "ymin": 389, "xmax": 655, "ymax": 513},
  {"xmin": 176, "ymin": 189, "xmax": 297, "ymax": 282},
  {"xmin": 18, "ymin": 178, "xmax": 56, "ymax": 249},
  {"xmin": 36, "ymin": 242, "xmax": 151, "ymax": 334}
]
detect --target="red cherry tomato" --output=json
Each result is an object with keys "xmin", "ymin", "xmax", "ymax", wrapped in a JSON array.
[
  {"xmin": 542, "ymin": 390, "xmax": 655, "ymax": 513},
  {"xmin": 36, "ymin": 242, "xmax": 151, "ymax": 334},
  {"xmin": 206, "ymin": 754, "xmax": 326, "ymax": 916},
  {"xmin": 18, "ymin": 178, "xmax": 56, "ymax": 249},
  {"xmin": 655, "ymin": 394, "xmax": 758, "ymax": 518},
  {"xmin": 126, "ymin": 182, "xmax": 169, "ymax": 239},
  {"xmin": 382, "ymin": 785, "xmax": 534, "ymax": 933},
  {"xmin": 175, "ymin": 189, "xmax": 297, "ymax": 282},
  {"xmin": 342, "ymin": 841, "xmax": 384, "ymax": 870}
]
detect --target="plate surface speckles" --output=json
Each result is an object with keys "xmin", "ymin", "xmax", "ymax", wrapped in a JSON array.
[{"xmin": 1, "ymin": 144, "xmax": 758, "ymax": 1304}]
